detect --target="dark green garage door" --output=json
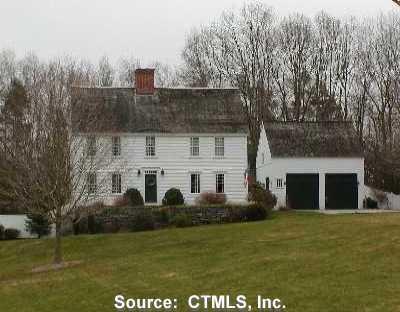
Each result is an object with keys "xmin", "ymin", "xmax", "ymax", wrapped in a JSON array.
[
  {"xmin": 286, "ymin": 174, "xmax": 319, "ymax": 210},
  {"xmin": 326, "ymin": 174, "xmax": 358, "ymax": 210}
]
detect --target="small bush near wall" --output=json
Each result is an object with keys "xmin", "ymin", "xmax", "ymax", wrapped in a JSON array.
[
  {"xmin": 224, "ymin": 206, "xmax": 245, "ymax": 223},
  {"xmin": 248, "ymin": 182, "xmax": 277, "ymax": 217},
  {"xmin": 153, "ymin": 207, "xmax": 170, "ymax": 225},
  {"xmin": 124, "ymin": 188, "xmax": 144, "ymax": 207},
  {"xmin": 0, "ymin": 224, "xmax": 4, "ymax": 240},
  {"xmin": 172, "ymin": 214, "xmax": 192, "ymax": 228},
  {"xmin": 162, "ymin": 188, "xmax": 185, "ymax": 206},
  {"xmin": 244, "ymin": 203, "xmax": 268, "ymax": 221},
  {"xmin": 195, "ymin": 192, "xmax": 227, "ymax": 205},
  {"xmin": 364, "ymin": 197, "xmax": 378, "ymax": 209},
  {"xmin": 129, "ymin": 212, "xmax": 155, "ymax": 232},
  {"xmin": 4, "ymin": 228, "xmax": 20, "ymax": 240}
]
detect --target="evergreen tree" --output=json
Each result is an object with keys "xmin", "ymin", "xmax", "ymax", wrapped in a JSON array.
[{"xmin": 25, "ymin": 213, "xmax": 52, "ymax": 238}]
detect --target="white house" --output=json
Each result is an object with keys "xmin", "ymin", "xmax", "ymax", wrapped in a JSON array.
[
  {"xmin": 256, "ymin": 121, "xmax": 365, "ymax": 210},
  {"xmin": 71, "ymin": 69, "xmax": 248, "ymax": 205}
]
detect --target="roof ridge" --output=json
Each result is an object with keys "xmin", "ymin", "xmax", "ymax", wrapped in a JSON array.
[{"xmin": 72, "ymin": 86, "xmax": 239, "ymax": 91}]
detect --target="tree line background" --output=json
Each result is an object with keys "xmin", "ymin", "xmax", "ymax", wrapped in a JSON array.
[{"xmin": 1, "ymin": 2, "xmax": 400, "ymax": 195}]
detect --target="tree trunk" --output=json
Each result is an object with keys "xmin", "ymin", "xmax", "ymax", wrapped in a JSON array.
[{"xmin": 53, "ymin": 206, "xmax": 63, "ymax": 264}]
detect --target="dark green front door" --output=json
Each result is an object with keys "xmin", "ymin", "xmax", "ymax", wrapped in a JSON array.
[
  {"xmin": 286, "ymin": 174, "xmax": 319, "ymax": 210},
  {"xmin": 145, "ymin": 174, "xmax": 157, "ymax": 203}
]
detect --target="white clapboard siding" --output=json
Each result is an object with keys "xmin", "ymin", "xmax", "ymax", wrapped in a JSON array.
[{"xmin": 76, "ymin": 133, "xmax": 248, "ymax": 205}]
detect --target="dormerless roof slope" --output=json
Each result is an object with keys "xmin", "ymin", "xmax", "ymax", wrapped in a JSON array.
[
  {"xmin": 72, "ymin": 87, "xmax": 248, "ymax": 134},
  {"xmin": 263, "ymin": 121, "xmax": 363, "ymax": 158}
]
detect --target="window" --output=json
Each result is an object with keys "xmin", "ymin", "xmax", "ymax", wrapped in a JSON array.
[
  {"xmin": 112, "ymin": 136, "xmax": 121, "ymax": 157},
  {"xmin": 191, "ymin": 173, "xmax": 201, "ymax": 194},
  {"xmin": 265, "ymin": 177, "xmax": 270, "ymax": 191},
  {"xmin": 87, "ymin": 172, "xmax": 97, "ymax": 194},
  {"xmin": 146, "ymin": 136, "xmax": 155, "ymax": 156},
  {"xmin": 261, "ymin": 152, "xmax": 265, "ymax": 165},
  {"xmin": 216, "ymin": 173, "xmax": 225, "ymax": 193},
  {"xmin": 190, "ymin": 137, "xmax": 199, "ymax": 156},
  {"xmin": 112, "ymin": 173, "xmax": 122, "ymax": 194},
  {"xmin": 215, "ymin": 137, "xmax": 225, "ymax": 157},
  {"xmin": 86, "ymin": 136, "xmax": 96, "ymax": 157},
  {"xmin": 276, "ymin": 178, "xmax": 283, "ymax": 189}
]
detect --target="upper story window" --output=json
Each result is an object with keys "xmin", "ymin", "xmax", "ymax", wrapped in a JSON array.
[
  {"xmin": 190, "ymin": 137, "xmax": 200, "ymax": 157},
  {"xmin": 112, "ymin": 173, "xmax": 122, "ymax": 194},
  {"xmin": 262, "ymin": 152, "xmax": 265, "ymax": 165},
  {"xmin": 146, "ymin": 136, "xmax": 156, "ymax": 157},
  {"xmin": 216, "ymin": 173, "xmax": 225, "ymax": 194},
  {"xmin": 215, "ymin": 137, "xmax": 225, "ymax": 157},
  {"xmin": 87, "ymin": 172, "xmax": 97, "ymax": 194},
  {"xmin": 112, "ymin": 136, "xmax": 121, "ymax": 157},
  {"xmin": 191, "ymin": 173, "xmax": 201, "ymax": 194},
  {"xmin": 276, "ymin": 178, "xmax": 283, "ymax": 189},
  {"xmin": 86, "ymin": 136, "xmax": 96, "ymax": 157}
]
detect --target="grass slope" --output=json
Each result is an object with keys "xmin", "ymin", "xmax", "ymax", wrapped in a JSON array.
[{"xmin": 1, "ymin": 212, "xmax": 400, "ymax": 311}]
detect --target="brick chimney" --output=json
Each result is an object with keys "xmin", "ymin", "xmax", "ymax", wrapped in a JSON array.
[{"xmin": 135, "ymin": 68, "xmax": 155, "ymax": 95}]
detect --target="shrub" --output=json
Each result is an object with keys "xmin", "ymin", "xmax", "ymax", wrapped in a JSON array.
[
  {"xmin": 196, "ymin": 192, "xmax": 227, "ymax": 205},
  {"xmin": 248, "ymin": 182, "xmax": 277, "ymax": 211},
  {"xmin": 88, "ymin": 215, "xmax": 105, "ymax": 234},
  {"xmin": 154, "ymin": 207, "xmax": 170, "ymax": 225},
  {"xmin": 129, "ymin": 212, "xmax": 155, "ymax": 232},
  {"xmin": 364, "ymin": 197, "xmax": 378, "ymax": 209},
  {"xmin": 125, "ymin": 188, "xmax": 144, "ymax": 207},
  {"xmin": 172, "ymin": 214, "xmax": 192, "ymax": 228},
  {"xmin": 25, "ymin": 212, "xmax": 52, "ymax": 238},
  {"xmin": 162, "ymin": 188, "xmax": 185, "ymax": 206},
  {"xmin": 225, "ymin": 206, "xmax": 245, "ymax": 223},
  {"xmin": 0, "ymin": 224, "xmax": 4, "ymax": 240},
  {"xmin": 4, "ymin": 228, "xmax": 20, "ymax": 240},
  {"xmin": 244, "ymin": 203, "xmax": 268, "ymax": 221}
]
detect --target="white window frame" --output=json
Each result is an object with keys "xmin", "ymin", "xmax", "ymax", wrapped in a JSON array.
[
  {"xmin": 276, "ymin": 178, "xmax": 283, "ymax": 189},
  {"xmin": 190, "ymin": 137, "xmax": 200, "ymax": 157},
  {"xmin": 112, "ymin": 173, "xmax": 122, "ymax": 194},
  {"xmin": 215, "ymin": 137, "xmax": 225, "ymax": 157},
  {"xmin": 216, "ymin": 173, "xmax": 225, "ymax": 194},
  {"xmin": 190, "ymin": 173, "xmax": 201, "ymax": 194},
  {"xmin": 112, "ymin": 136, "xmax": 121, "ymax": 157},
  {"xmin": 146, "ymin": 136, "xmax": 156, "ymax": 157},
  {"xmin": 86, "ymin": 135, "xmax": 96, "ymax": 157},
  {"xmin": 87, "ymin": 172, "xmax": 97, "ymax": 194}
]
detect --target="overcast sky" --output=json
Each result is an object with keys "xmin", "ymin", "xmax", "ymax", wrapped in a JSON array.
[{"xmin": 0, "ymin": 0, "xmax": 398, "ymax": 65}]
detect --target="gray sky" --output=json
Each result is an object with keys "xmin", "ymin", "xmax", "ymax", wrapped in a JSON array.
[{"xmin": 0, "ymin": 0, "xmax": 397, "ymax": 65}]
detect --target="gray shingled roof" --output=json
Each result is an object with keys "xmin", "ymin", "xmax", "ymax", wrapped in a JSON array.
[
  {"xmin": 72, "ymin": 87, "xmax": 248, "ymax": 134},
  {"xmin": 263, "ymin": 121, "xmax": 363, "ymax": 158}
]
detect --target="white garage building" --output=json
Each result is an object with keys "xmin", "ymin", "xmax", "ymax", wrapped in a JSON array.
[{"xmin": 256, "ymin": 121, "xmax": 365, "ymax": 210}]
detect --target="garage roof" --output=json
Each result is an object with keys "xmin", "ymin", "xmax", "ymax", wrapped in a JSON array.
[{"xmin": 264, "ymin": 121, "xmax": 363, "ymax": 158}]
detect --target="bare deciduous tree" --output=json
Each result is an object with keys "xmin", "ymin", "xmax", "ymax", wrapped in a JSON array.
[
  {"xmin": 0, "ymin": 56, "xmax": 116, "ymax": 265},
  {"xmin": 96, "ymin": 55, "xmax": 114, "ymax": 87}
]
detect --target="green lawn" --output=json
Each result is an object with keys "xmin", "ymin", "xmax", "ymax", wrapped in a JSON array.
[{"xmin": 1, "ymin": 212, "xmax": 400, "ymax": 312}]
